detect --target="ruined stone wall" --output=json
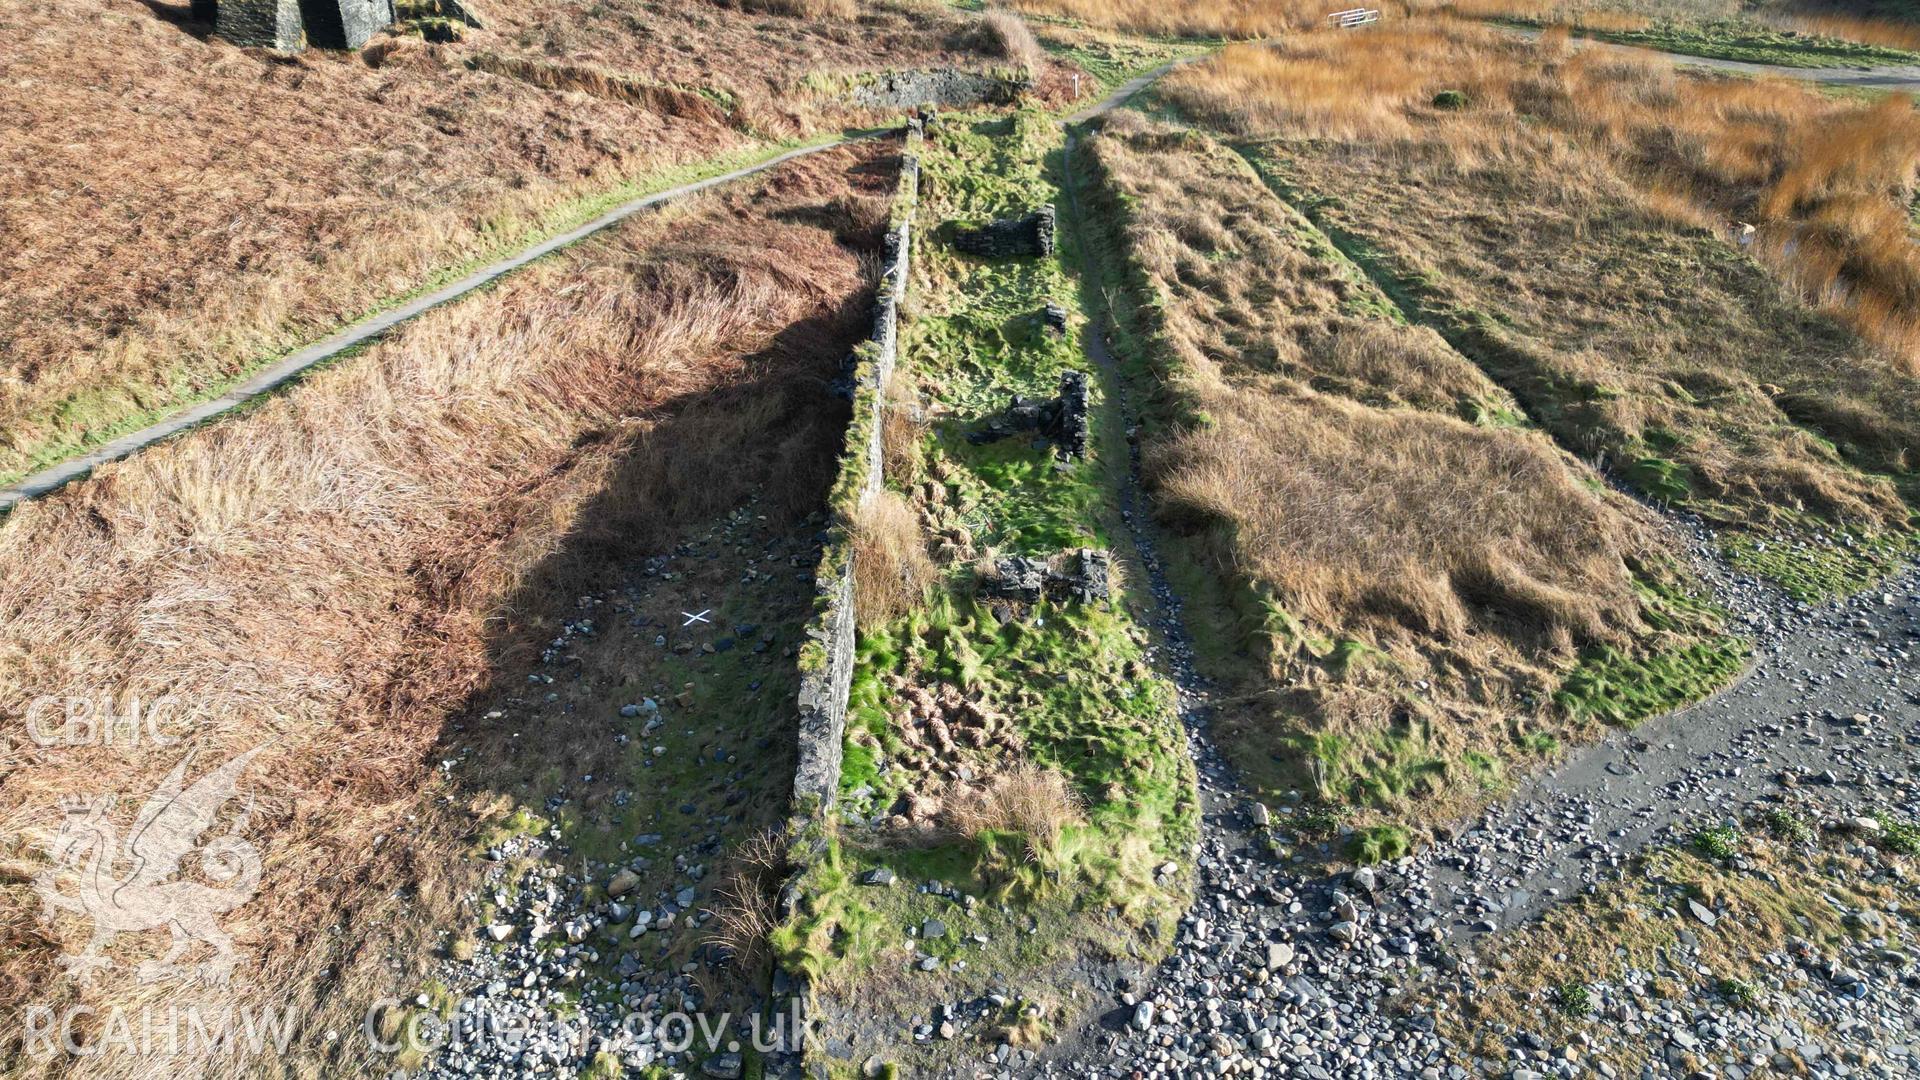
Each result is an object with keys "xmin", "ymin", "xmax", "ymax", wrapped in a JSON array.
[
  {"xmin": 953, "ymin": 204, "xmax": 1055, "ymax": 259},
  {"xmin": 331, "ymin": 0, "xmax": 395, "ymax": 49},
  {"xmin": 213, "ymin": 0, "xmax": 393, "ymax": 49},
  {"xmin": 216, "ymin": 0, "xmax": 305, "ymax": 49},
  {"xmin": 788, "ymin": 124, "xmax": 923, "ymax": 829},
  {"xmin": 846, "ymin": 69, "xmax": 1028, "ymax": 111}
]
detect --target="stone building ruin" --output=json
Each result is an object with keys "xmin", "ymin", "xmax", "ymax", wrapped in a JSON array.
[{"xmin": 202, "ymin": 0, "xmax": 397, "ymax": 51}]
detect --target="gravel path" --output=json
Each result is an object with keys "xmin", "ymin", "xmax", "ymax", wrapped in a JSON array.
[{"xmin": 1411, "ymin": 536, "xmax": 1916, "ymax": 945}]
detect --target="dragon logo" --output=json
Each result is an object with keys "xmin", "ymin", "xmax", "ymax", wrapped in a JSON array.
[{"xmin": 34, "ymin": 746, "xmax": 265, "ymax": 986}]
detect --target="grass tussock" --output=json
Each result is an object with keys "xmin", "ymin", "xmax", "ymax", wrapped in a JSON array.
[
  {"xmin": 1156, "ymin": 395, "xmax": 1643, "ymax": 650},
  {"xmin": 953, "ymin": 9, "xmax": 1048, "ymax": 77},
  {"xmin": 0, "ymin": 146, "xmax": 886, "ymax": 1079},
  {"xmin": 850, "ymin": 489, "xmax": 938, "ymax": 629},
  {"xmin": 946, "ymin": 763, "xmax": 1085, "ymax": 863},
  {"xmin": 880, "ymin": 367, "xmax": 927, "ymax": 482},
  {"xmin": 700, "ymin": 829, "xmax": 791, "ymax": 994}
]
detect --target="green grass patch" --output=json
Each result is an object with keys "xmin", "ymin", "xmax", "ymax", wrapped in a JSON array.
[
  {"xmin": 1694, "ymin": 824, "xmax": 1742, "ymax": 860},
  {"xmin": 1764, "ymin": 808, "xmax": 1814, "ymax": 843},
  {"xmin": 1722, "ymin": 525, "xmax": 1917, "ymax": 603},
  {"xmin": 789, "ymin": 107, "xmax": 1199, "ymax": 1043},
  {"xmin": 1346, "ymin": 823, "xmax": 1411, "ymax": 865},
  {"xmin": 1878, "ymin": 814, "xmax": 1920, "ymax": 857},
  {"xmin": 1555, "ymin": 575, "xmax": 1747, "ymax": 727},
  {"xmin": 1553, "ymin": 981, "xmax": 1592, "ymax": 1018},
  {"xmin": 1555, "ymin": 637, "xmax": 1747, "ymax": 727}
]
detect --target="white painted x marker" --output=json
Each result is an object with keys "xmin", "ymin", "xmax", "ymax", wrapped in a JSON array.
[{"xmin": 681, "ymin": 609, "xmax": 712, "ymax": 627}]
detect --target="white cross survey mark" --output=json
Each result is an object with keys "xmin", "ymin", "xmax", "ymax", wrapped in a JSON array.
[{"xmin": 681, "ymin": 609, "xmax": 712, "ymax": 627}]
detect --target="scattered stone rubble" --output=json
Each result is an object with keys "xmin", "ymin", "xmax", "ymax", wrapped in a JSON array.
[
  {"xmin": 848, "ymin": 70, "xmax": 1028, "ymax": 111},
  {"xmin": 419, "ymin": 504, "xmax": 814, "ymax": 1080},
  {"xmin": 840, "ymin": 678, "xmax": 1031, "ymax": 830},
  {"xmin": 969, "ymin": 370, "xmax": 1089, "ymax": 459},
  {"xmin": 979, "ymin": 547, "xmax": 1111, "ymax": 606}
]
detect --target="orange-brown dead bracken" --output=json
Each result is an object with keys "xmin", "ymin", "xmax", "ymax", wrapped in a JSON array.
[
  {"xmin": 1163, "ymin": 21, "xmax": 1920, "ymax": 375},
  {"xmin": 0, "ymin": 0, "xmax": 1052, "ymax": 485},
  {"xmin": 0, "ymin": 142, "xmax": 890, "ymax": 1079}
]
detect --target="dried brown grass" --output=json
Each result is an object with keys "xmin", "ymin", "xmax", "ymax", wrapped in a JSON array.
[
  {"xmin": 1004, "ymin": 0, "xmax": 1329, "ymax": 39},
  {"xmin": 0, "ymin": 0, "xmax": 1015, "ymax": 483},
  {"xmin": 879, "ymin": 367, "xmax": 927, "ymax": 481},
  {"xmin": 849, "ymin": 489, "xmax": 937, "ymax": 629},
  {"xmin": 1766, "ymin": 9, "xmax": 1920, "ymax": 52},
  {"xmin": 1165, "ymin": 21, "xmax": 1920, "ymax": 375},
  {"xmin": 1083, "ymin": 114, "xmax": 1660, "ymax": 821},
  {"xmin": 979, "ymin": 9, "xmax": 1046, "ymax": 76},
  {"xmin": 699, "ymin": 828, "xmax": 790, "ymax": 994},
  {"xmin": 1083, "ymin": 112, "xmax": 1649, "ymax": 660},
  {"xmin": 0, "ymin": 145, "xmax": 885, "ymax": 1079},
  {"xmin": 1418, "ymin": 0, "xmax": 1651, "ymax": 29},
  {"xmin": 1006, "ymin": 0, "xmax": 1655, "ymax": 39},
  {"xmin": 946, "ymin": 763, "xmax": 1084, "ymax": 859},
  {"xmin": 1161, "ymin": 21, "xmax": 1919, "ymax": 540},
  {"xmin": 1156, "ymin": 396, "xmax": 1642, "ymax": 651},
  {"xmin": 731, "ymin": 0, "xmax": 856, "ymax": 18}
]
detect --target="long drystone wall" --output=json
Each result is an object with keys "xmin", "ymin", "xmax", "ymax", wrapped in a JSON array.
[{"xmin": 789, "ymin": 122, "xmax": 923, "ymax": 830}]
